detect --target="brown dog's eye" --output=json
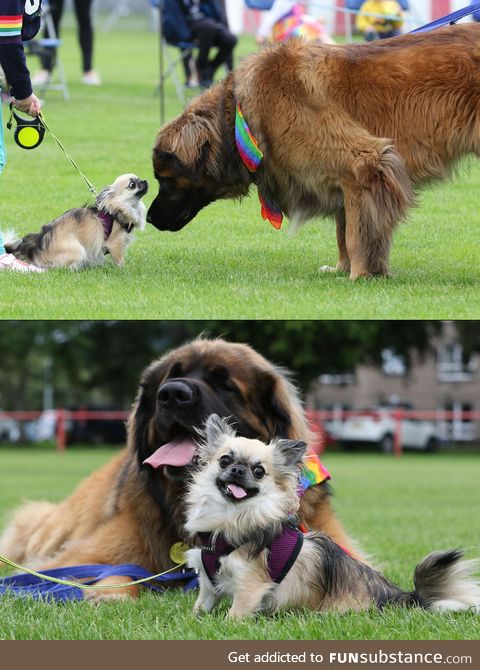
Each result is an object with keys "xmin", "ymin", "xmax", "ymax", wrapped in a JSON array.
[
  {"xmin": 128, "ymin": 180, "xmax": 136, "ymax": 189},
  {"xmin": 252, "ymin": 465, "xmax": 265, "ymax": 480},
  {"xmin": 219, "ymin": 455, "xmax": 232, "ymax": 469}
]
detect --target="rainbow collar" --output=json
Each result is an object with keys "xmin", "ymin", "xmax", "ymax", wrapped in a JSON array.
[
  {"xmin": 298, "ymin": 452, "xmax": 331, "ymax": 495},
  {"xmin": 235, "ymin": 104, "xmax": 283, "ymax": 230}
]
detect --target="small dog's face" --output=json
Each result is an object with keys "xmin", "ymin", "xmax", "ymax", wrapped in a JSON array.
[
  {"xmin": 214, "ymin": 435, "xmax": 273, "ymax": 504},
  {"xmin": 110, "ymin": 173, "xmax": 149, "ymax": 204},
  {"xmin": 202, "ymin": 414, "xmax": 306, "ymax": 502},
  {"xmin": 96, "ymin": 173, "xmax": 149, "ymax": 231},
  {"xmin": 185, "ymin": 415, "xmax": 306, "ymax": 537}
]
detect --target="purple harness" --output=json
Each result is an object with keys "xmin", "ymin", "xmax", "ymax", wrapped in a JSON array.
[
  {"xmin": 198, "ymin": 525, "xmax": 304, "ymax": 585},
  {"xmin": 97, "ymin": 211, "xmax": 114, "ymax": 240}
]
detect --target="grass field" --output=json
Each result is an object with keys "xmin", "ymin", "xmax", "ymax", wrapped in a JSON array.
[
  {"xmin": 1, "ymin": 446, "xmax": 479, "ymax": 640},
  {"xmin": 1, "ymin": 25, "xmax": 480, "ymax": 318}
]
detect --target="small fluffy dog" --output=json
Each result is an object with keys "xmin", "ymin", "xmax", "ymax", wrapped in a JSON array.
[
  {"xmin": 5, "ymin": 174, "xmax": 148, "ymax": 270},
  {"xmin": 185, "ymin": 415, "xmax": 480, "ymax": 619}
]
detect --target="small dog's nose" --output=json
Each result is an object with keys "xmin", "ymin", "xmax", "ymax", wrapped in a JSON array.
[
  {"xmin": 157, "ymin": 380, "xmax": 194, "ymax": 408},
  {"xmin": 230, "ymin": 465, "xmax": 246, "ymax": 478}
]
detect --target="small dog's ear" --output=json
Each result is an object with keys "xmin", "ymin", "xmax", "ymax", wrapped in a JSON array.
[
  {"xmin": 274, "ymin": 439, "xmax": 307, "ymax": 468},
  {"xmin": 202, "ymin": 414, "xmax": 235, "ymax": 456},
  {"xmin": 96, "ymin": 185, "xmax": 114, "ymax": 211}
]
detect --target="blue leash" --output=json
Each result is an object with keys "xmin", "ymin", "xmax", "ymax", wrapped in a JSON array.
[
  {"xmin": 410, "ymin": 1, "xmax": 480, "ymax": 33},
  {"xmin": 0, "ymin": 563, "xmax": 198, "ymax": 602}
]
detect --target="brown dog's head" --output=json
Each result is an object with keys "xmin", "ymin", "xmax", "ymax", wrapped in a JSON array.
[
  {"xmin": 129, "ymin": 338, "xmax": 308, "ymax": 487},
  {"xmin": 147, "ymin": 86, "xmax": 250, "ymax": 231}
]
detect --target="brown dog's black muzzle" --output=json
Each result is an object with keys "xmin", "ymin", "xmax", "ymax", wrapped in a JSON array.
[
  {"xmin": 157, "ymin": 380, "xmax": 195, "ymax": 409},
  {"xmin": 146, "ymin": 188, "xmax": 215, "ymax": 231}
]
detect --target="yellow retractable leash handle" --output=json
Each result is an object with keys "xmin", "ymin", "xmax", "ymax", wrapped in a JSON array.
[{"xmin": 7, "ymin": 103, "xmax": 45, "ymax": 150}]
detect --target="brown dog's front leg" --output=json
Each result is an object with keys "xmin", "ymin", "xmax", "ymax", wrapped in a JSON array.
[
  {"xmin": 335, "ymin": 209, "xmax": 351, "ymax": 273},
  {"xmin": 342, "ymin": 185, "xmax": 375, "ymax": 280},
  {"xmin": 319, "ymin": 210, "xmax": 351, "ymax": 274}
]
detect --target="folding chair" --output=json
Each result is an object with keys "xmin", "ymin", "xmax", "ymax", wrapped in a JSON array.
[
  {"xmin": 153, "ymin": 0, "xmax": 198, "ymax": 115},
  {"xmin": 26, "ymin": 0, "xmax": 69, "ymax": 100}
]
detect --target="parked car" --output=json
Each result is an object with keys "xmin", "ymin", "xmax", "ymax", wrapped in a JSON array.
[
  {"xmin": 0, "ymin": 416, "xmax": 20, "ymax": 443},
  {"xmin": 335, "ymin": 406, "xmax": 440, "ymax": 452},
  {"xmin": 65, "ymin": 407, "xmax": 127, "ymax": 445}
]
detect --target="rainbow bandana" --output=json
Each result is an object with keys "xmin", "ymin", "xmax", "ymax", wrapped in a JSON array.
[
  {"xmin": 235, "ymin": 104, "xmax": 284, "ymax": 230},
  {"xmin": 298, "ymin": 451, "xmax": 331, "ymax": 494}
]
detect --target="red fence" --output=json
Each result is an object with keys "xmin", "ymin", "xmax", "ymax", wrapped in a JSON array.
[
  {"xmin": 307, "ymin": 409, "xmax": 480, "ymax": 457},
  {"xmin": 0, "ymin": 409, "xmax": 129, "ymax": 453},
  {"xmin": 1, "ymin": 408, "xmax": 479, "ymax": 457}
]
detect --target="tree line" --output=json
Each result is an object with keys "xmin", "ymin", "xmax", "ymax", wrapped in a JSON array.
[{"xmin": 1, "ymin": 321, "xmax": 478, "ymax": 411}]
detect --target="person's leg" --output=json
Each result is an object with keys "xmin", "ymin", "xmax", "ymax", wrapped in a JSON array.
[
  {"xmin": 73, "ymin": 0, "xmax": 93, "ymax": 72},
  {"xmin": 0, "ymin": 89, "xmax": 5, "ymax": 181},
  {"xmin": 0, "ymin": 88, "xmax": 44, "ymax": 273},
  {"xmin": 379, "ymin": 30, "xmax": 401, "ymax": 39},
  {"xmin": 39, "ymin": 0, "xmax": 65, "ymax": 73},
  {"xmin": 208, "ymin": 24, "xmax": 237, "ymax": 74},
  {"xmin": 190, "ymin": 19, "xmax": 217, "ymax": 86},
  {"xmin": 364, "ymin": 28, "xmax": 379, "ymax": 42}
]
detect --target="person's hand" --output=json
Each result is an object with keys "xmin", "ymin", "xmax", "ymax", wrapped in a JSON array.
[
  {"xmin": 12, "ymin": 93, "xmax": 41, "ymax": 117},
  {"xmin": 256, "ymin": 35, "xmax": 266, "ymax": 46}
]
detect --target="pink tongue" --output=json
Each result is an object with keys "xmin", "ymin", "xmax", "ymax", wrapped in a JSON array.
[
  {"xmin": 143, "ymin": 438, "xmax": 196, "ymax": 468},
  {"xmin": 227, "ymin": 483, "xmax": 248, "ymax": 499}
]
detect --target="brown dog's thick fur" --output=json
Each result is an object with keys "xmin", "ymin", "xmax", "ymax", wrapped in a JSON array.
[
  {"xmin": 147, "ymin": 24, "xmax": 480, "ymax": 278},
  {"xmin": 0, "ymin": 339, "xmax": 358, "ymax": 600}
]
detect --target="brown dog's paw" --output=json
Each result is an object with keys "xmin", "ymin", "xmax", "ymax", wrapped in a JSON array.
[{"xmin": 83, "ymin": 575, "xmax": 139, "ymax": 603}]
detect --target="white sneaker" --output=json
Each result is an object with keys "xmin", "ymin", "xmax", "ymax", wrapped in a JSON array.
[
  {"xmin": 81, "ymin": 70, "xmax": 102, "ymax": 86},
  {"xmin": 0, "ymin": 253, "xmax": 45, "ymax": 273},
  {"xmin": 31, "ymin": 69, "xmax": 51, "ymax": 86}
]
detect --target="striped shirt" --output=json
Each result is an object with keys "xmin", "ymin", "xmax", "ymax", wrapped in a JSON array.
[{"xmin": 0, "ymin": 1, "xmax": 42, "ymax": 99}]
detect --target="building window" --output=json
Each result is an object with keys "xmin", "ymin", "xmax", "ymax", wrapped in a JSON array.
[
  {"xmin": 437, "ymin": 402, "xmax": 475, "ymax": 442},
  {"xmin": 437, "ymin": 343, "xmax": 477, "ymax": 382},
  {"xmin": 381, "ymin": 348, "xmax": 406, "ymax": 377}
]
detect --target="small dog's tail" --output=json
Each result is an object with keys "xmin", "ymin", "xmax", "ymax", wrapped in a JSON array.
[
  {"xmin": 412, "ymin": 550, "xmax": 480, "ymax": 612},
  {"xmin": 4, "ymin": 231, "xmax": 42, "ymax": 262},
  {"xmin": 1, "ymin": 229, "xmax": 22, "ymax": 253}
]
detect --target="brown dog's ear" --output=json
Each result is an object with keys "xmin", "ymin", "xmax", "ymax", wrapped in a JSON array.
[
  {"xmin": 256, "ymin": 370, "xmax": 294, "ymax": 439},
  {"xmin": 130, "ymin": 360, "xmax": 169, "ymax": 466},
  {"xmin": 155, "ymin": 113, "xmax": 212, "ymax": 179}
]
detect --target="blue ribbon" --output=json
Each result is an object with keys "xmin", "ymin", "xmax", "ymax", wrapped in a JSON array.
[
  {"xmin": 410, "ymin": 2, "xmax": 480, "ymax": 33},
  {"xmin": 0, "ymin": 564, "xmax": 198, "ymax": 601}
]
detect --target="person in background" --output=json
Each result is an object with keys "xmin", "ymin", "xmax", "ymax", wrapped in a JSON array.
[
  {"xmin": 356, "ymin": 0, "xmax": 404, "ymax": 41},
  {"xmin": 179, "ymin": 0, "xmax": 237, "ymax": 88},
  {"xmin": 0, "ymin": 0, "xmax": 44, "ymax": 273},
  {"xmin": 32, "ymin": 0, "xmax": 101, "ymax": 86},
  {"xmin": 256, "ymin": 0, "xmax": 335, "ymax": 46}
]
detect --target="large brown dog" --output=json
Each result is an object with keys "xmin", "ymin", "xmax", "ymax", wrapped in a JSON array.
[
  {"xmin": 0, "ymin": 339, "xmax": 357, "ymax": 600},
  {"xmin": 147, "ymin": 24, "xmax": 480, "ymax": 279}
]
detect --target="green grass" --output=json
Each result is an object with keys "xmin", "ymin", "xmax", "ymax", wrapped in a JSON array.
[
  {"xmin": 1, "ymin": 446, "xmax": 479, "ymax": 640},
  {"xmin": 1, "ymin": 28, "xmax": 480, "ymax": 317}
]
